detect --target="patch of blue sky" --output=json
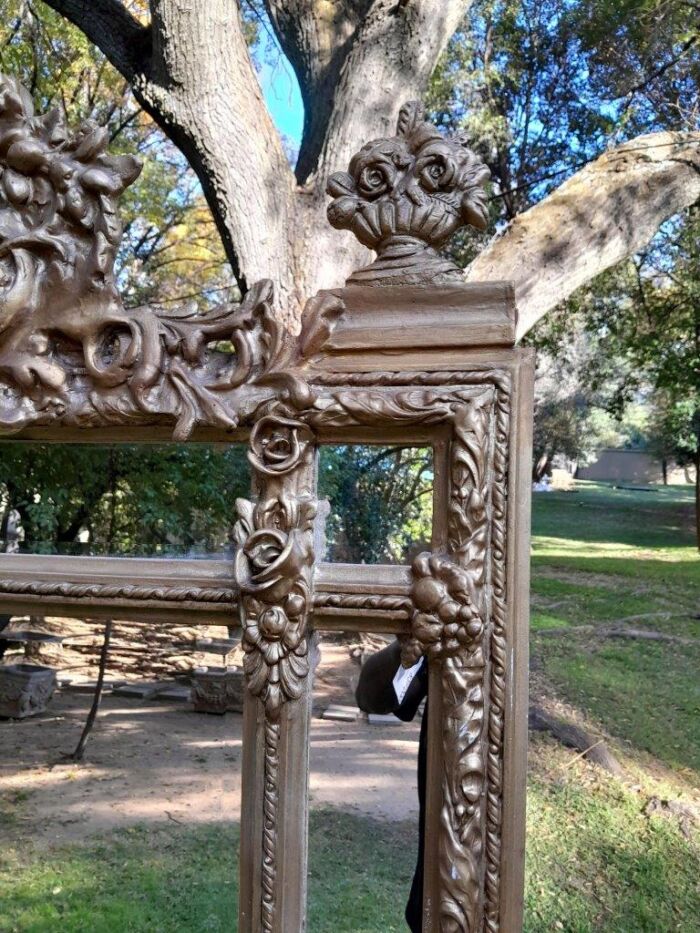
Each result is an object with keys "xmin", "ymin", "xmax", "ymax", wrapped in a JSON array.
[{"xmin": 250, "ymin": 18, "xmax": 304, "ymax": 161}]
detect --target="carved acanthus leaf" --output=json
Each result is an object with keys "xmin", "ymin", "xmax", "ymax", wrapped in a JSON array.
[
  {"xmin": 0, "ymin": 75, "xmax": 308, "ymax": 439},
  {"xmin": 308, "ymin": 386, "xmax": 492, "ymax": 431}
]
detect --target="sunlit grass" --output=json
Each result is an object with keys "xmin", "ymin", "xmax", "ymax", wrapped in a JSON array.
[{"xmin": 531, "ymin": 481, "xmax": 700, "ymax": 777}]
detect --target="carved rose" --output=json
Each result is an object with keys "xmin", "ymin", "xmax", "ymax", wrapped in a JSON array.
[
  {"xmin": 248, "ymin": 414, "xmax": 312, "ymax": 477},
  {"xmin": 235, "ymin": 524, "xmax": 310, "ymax": 605},
  {"xmin": 234, "ymin": 494, "xmax": 315, "ymax": 716},
  {"xmin": 403, "ymin": 552, "xmax": 483, "ymax": 666},
  {"xmin": 326, "ymin": 100, "xmax": 490, "ymax": 279}
]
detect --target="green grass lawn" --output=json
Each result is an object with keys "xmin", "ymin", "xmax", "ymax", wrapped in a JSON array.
[
  {"xmin": 1, "ymin": 481, "xmax": 698, "ymax": 931},
  {"xmin": 0, "ymin": 813, "xmax": 415, "ymax": 933},
  {"xmin": 531, "ymin": 482, "xmax": 699, "ymax": 778}
]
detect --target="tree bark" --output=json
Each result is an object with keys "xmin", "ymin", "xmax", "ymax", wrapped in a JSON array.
[
  {"xmin": 43, "ymin": 4, "xmax": 700, "ymax": 336},
  {"xmin": 466, "ymin": 131, "xmax": 700, "ymax": 339},
  {"xmin": 44, "ymin": 0, "xmax": 471, "ymax": 324}
]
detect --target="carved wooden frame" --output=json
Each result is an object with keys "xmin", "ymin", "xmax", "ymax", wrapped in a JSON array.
[{"xmin": 0, "ymin": 82, "xmax": 534, "ymax": 932}]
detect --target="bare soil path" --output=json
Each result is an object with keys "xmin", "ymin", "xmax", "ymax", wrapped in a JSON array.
[{"xmin": 0, "ymin": 646, "xmax": 420, "ymax": 847}]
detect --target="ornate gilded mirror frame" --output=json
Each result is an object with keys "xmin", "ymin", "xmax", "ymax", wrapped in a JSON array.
[{"xmin": 0, "ymin": 84, "xmax": 534, "ymax": 932}]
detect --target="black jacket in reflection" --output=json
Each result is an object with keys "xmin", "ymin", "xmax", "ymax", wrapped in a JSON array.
[{"xmin": 355, "ymin": 640, "xmax": 428, "ymax": 933}]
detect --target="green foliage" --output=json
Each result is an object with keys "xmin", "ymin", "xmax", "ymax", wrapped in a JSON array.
[
  {"xmin": 429, "ymin": 2, "xmax": 698, "ymax": 491},
  {"xmin": 429, "ymin": 0, "xmax": 698, "ymax": 231},
  {"xmin": 532, "ymin": 393, "xmax": 595, "ymax": 479},
  {"xmin": 0, "ymin": 443, "xmax": 436, "ymax": 561},
  {"xmin": 0, "ymin": 444, "xmax": 250, "ymax": 555},
  {"xmin": 541, "ymin": 207, "xmax": 700, "ymax": 504},
  {"xmin": 646, "ymin": 393, "xmax": 699, "ymax": 473},
  {"xmin": 318, "ymin": 446, "xmax": 433, "ymax": 563}
]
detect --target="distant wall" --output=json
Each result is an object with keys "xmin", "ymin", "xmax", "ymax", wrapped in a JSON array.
[{"xmin": 578, "ymin": 449, "xmax": 695, "ymax": 485}]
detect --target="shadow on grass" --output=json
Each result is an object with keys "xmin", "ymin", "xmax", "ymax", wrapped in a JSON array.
[
  {"xmin": 531, "ymin": 484, "xmax": 696, "ymax": 551},
  {"xmin": 2, "ymin": 800, "xmax": 698, "ymax": 933},
  {"xmin": 531, "ymin": 553, "xmax": 700, "ymax": 584}
]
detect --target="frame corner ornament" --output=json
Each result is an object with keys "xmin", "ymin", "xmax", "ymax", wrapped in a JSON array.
[{"xmin": 0, "ymin": 74, "xmax": 312, "ymax": 439}]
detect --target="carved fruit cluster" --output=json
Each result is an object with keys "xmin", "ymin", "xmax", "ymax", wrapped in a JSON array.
[{"xmin": 402, "ymin": 551, "xmax": 484, "ymax": 667}]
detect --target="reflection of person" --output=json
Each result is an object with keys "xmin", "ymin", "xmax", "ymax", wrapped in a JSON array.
[{"xmin": 356, "ymin": 640, "xmax": 428, "ymax": 933}]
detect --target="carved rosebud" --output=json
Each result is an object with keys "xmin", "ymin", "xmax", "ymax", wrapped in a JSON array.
[{"xmin": 248, "ymin": 414, "xmax": 312, "ymax": 477}]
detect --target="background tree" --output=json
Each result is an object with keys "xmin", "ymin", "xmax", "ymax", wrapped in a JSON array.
[
  {"xmin": 318, "ymin": 446, "xmax": 433, "ymax": 563},
  {"xmin": 646, "ymin": 392, "xmax": 699, "ymax": 487},
  {"xmin": 539, "ymin": 205, "xmax": 700, "ymax": 545},
  {"xmin": 38, "ymin": 0, "xmax": 700, "ymax": 331},
  {"xmin": 0, "ymin": 444, "xmax": 251, "ymax": 554}
]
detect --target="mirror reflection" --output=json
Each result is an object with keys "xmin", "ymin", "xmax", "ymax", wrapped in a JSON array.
[
  {"xmin": 310, "ymin": 630, "xmax": 422, "ymax": 932},
  {"xmin": 0, "ymin": 443, "xmax": 250, "ymax": 557},
  {"xmin": 318, "ymin": 445, "xmax": 434, "ymax": 564}
]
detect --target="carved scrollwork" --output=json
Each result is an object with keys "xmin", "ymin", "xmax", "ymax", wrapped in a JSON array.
[
  {"xmin": 0, "ymin": 75, "xmax": 307, "ymax": 439},
  {"xmin": 326, "ymin": 100, "xmax": 490, "ymax": 286},
  {"xmin": 308, "ymin": 384, "xmax": 493, "ymax": 432}
]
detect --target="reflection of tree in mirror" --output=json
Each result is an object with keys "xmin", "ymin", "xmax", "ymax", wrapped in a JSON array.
[
  {"xmin": 319, "ymin": 446, "xmax": 433, "ymax": 564},
  {"xmin": 0, "ymin": 444, "xmax": 249, "ymax": 556},
  {"xmin": 0, "ymin": 444, "xmax": 435, "ymax": 561}
]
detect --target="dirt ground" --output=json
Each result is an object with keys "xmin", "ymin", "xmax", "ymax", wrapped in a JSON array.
[{"xmin": 0, "ymin": 642, "xmax": 421, "ymax": 847}]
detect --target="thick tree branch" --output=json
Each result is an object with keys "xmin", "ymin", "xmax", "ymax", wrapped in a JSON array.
[
  {"xmin": 40, "ymin": 0, "xmax": 150, "ymax": 81},
  {"xmin": 265, "ymin": 0, "xmax": 373, "ymax": 183},
  {"xmin": 466, "ymin": 131, "xmax": 700, "ymax": 339},
  {"xmin": 45, "ymin": 0, "xmax": 298, "ymax": 313}
]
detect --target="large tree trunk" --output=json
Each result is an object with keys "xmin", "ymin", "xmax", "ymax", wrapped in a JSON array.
[
  {"xmin": 44, "ymin": 2, "xmax": 700, "ymax": 335},
  {"xmin": 46, "ymin": 0, "xmax": 471, "ymax": 327}
]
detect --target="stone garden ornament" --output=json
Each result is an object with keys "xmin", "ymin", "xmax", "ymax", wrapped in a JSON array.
[{"xmin": 0, "ymin": 81, "xmax": 534, "ymax": 933}]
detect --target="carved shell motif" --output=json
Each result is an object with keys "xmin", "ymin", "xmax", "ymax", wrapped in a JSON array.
[{"xmin": 326, "ymin": 100, "xmax": 491, "ymax": 286}]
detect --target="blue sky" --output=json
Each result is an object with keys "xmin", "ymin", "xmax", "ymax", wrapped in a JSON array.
[{"xmin": 256, "ymin": 41, "xmax": 304, "ymax": 149}]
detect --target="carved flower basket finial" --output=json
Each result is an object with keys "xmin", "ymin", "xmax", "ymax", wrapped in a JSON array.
[{"xmin": 326, "ymin": 100, "xmax": 490, "ymax": 286}]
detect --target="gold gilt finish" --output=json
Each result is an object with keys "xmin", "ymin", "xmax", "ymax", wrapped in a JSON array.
[{"xmin": 0, "ymin": 81, "xmax": 533, "ymax": 932}]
